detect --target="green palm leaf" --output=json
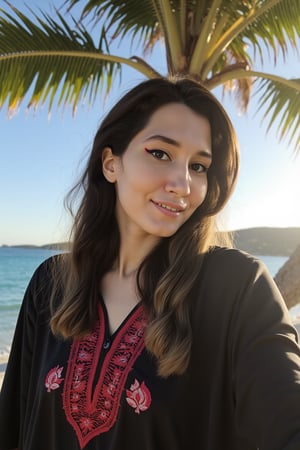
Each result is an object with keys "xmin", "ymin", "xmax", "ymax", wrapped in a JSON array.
[
  {"xmin": 234, "ymin": 1, "xmax": 300, "ymax": 68},
  {"xmin": 65, "ymin": 0, "xmax": 160, "ymax": 48},
  {"xmin": 255, "ymin": 77, "xmax": 300, "ymax": 151},
  {"xmin": 194, "ymin": 0, "xmax": 300, "ymax": 77},
  {"xmin": 0, "ymin": 0, "xmax": 299, "ymax": 151},
  {"xmin": 0, "ymin": 4, "xmax": 158, "ymax": 115}
]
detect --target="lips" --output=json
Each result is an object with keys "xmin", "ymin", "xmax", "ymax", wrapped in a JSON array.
[{"xmin": 151, "ymin": 200, "xmax": 186, "ymax": 213}]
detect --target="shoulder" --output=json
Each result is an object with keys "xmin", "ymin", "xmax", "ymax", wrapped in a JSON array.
[
  {"xmin": 203, "ymin": 246, "xmax": 266, "ymax": 283},
  {"xmin": 194, "ymin": 246, "xmax": 282, "ymax": 315},
  {"xmin": 28, "ymin": 253, "xmax": 65, "ymax": 289},
  {"xmin": 24, "ymin": 253, "xmax": 69, "ymax": 312},
  {"xmin": 191, "ymin": 247, "xmax": 295, "ymax": 344},
  {"xmin": 197, "ymin": 247, "xmax": 289, "ymax": 324}
]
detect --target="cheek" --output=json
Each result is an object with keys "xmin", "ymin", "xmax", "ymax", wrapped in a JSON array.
[
  {"xmin": 128, "ymin": 165, "xmax": 163, "ymax": 192},
  {"xmin": 192, "ymin": 179, "xmax": 208, "ymax": 207}
]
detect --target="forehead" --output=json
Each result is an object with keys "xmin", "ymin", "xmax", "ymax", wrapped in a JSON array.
[
  {"xmin": 142, "ymin": 103, "xmax": 211, "ymax": 147},
  {"xmin": 147, "ymin": 102, "xmax": 205, "ymax": 124}
]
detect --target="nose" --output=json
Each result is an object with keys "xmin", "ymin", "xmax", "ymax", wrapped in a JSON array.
[{"xmin": 165, "ymin": 164, "xmax": 191, "ymax": 196}]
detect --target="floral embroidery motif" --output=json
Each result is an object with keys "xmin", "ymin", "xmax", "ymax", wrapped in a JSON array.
[
  {"xmin": 126, "ymin": 379, "xmax": 152, "ymax": 414},
  {"xmin": 45, "ymin": 365, "xmax": 64, "ymax": 392},
  {"xmin": 63, "ymin": 303, "xmax": 147, "ymax": 449}
]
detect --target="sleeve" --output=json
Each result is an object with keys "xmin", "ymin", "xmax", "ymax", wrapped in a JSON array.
[
  {"xmin": 0, "ymin": 258, "xmax": 54, "ymax": 450},
  {"xmin": 230, "ymin": 257, "xmax": 300, "ymax": 450}
]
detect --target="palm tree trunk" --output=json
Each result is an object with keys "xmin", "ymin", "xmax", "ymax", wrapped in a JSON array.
[{"xmin": 274, "ymin": 244, "xmax": 300, "ymax": 310}]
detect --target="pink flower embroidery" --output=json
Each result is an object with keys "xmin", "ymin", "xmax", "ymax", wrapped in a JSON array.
[
  {"xmin": 74, "ymin": 380, "xmax": 86, "ymax": 393},
  {"xmin": 126, "ymin": 379, "xmax": 151, "ymax": 414},
  {"xmin": 79, "ymin": 417, "xmax": 94, "ymax": 432},
  {"xmin": 45, "ymin": 365, "xmax": 64, "ymax": 392}
]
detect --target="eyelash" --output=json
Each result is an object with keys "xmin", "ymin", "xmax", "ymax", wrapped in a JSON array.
[
  {"xmin": 144, "ymin": 148, "xmax": 208, "ymax": 173},
  {"xmin": 145, "ymin": 148, "xmax": 169, "ymax": 160}
]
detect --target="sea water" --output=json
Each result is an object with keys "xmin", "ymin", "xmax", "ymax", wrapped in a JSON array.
[
  {"xmin": 0, "ymin": 247, "xmax": 61, "ymax": 356},
  {"xmin": 0, "ymin": 247, "xmax": 297, "ymax": 356}
]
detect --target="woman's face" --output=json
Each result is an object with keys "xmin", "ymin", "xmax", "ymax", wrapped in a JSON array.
[{"xmin": 102, "ymin": 102, "xmax": 212, "ymax": 240}]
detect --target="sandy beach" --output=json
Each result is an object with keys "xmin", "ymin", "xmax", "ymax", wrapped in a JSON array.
[{"xmin": 0, "ymin": 355, "xmax": 8, "ymax": 390}]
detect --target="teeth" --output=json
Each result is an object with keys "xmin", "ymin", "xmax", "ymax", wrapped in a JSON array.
[{"xmin": 158, "ymin": 202, "xmax": 179, "ymax": 212}]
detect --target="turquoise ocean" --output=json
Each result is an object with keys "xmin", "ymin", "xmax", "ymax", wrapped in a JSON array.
[{"xmin": 0, "ymin": 247, "xmax": 299, "ymax": 357}]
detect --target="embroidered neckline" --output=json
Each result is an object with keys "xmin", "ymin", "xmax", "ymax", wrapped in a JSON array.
[{"xmin": 62, "ymin": 302, "xmax": 147, "ymax": 449}]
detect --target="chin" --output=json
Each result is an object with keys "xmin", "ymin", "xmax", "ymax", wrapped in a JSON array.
[{"xmin": 153, "ymin": 228, "xmax": 181, "ymax": 238}]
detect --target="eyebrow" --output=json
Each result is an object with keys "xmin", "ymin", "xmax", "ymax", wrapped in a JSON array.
[{"xmin": 144, "ymin": 134, "xmax": 212, "ymax": 159}]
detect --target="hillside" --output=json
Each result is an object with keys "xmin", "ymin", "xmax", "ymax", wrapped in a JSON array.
[
  {"xmin": 232, "ymin": 227, "xmax": 300, "ymax": 256},
  {"xmin": 2, "ymin": 227, "xmax": 300, "ymax": 257}
]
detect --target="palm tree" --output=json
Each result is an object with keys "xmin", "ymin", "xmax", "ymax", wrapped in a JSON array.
[
  {"xmin": 0, "ymin": 0, "xmax": 299, "ymax": 307},
  {"xmin": 0, "ymin": 0, "xmax": 299, "ymax": 149}
]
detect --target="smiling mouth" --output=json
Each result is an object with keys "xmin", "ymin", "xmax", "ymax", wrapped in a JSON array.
[{"xmin": 152, "ymin": 201, "xmax": 185, "ymax": 213}]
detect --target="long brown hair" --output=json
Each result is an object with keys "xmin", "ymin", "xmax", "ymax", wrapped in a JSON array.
[{"xmin": 50, "ymin": 77, "xmax": 239, "ymax": 377}]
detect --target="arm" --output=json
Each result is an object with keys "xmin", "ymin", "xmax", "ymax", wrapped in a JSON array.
[
  {"xmin": 0, "ymin": 258, "xmax": 53, "ymax": 450},
  {"xmin": 231, "ymin": 259, "xmax": 300, "ymax": 449},
  {"xmin": 0, "ymin": 288, "xmax": 36, "ymax": 449}
]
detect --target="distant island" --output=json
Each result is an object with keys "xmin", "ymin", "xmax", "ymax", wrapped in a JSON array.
[
  {"xmin": 232, "ymin": 227, "xmax": 300, "ymax": 256},
  {"xmin": 2, "ymin": 227, "xmax": 300, "ymax": 257},
  {"xmin": 1, "ymin": 242, "xmax": 70, "ymax": 251}
]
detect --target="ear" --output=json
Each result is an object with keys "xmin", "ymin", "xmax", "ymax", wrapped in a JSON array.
[{"xmin": 102, "ymin": 147, "xmax": 119, "ymax": 183}]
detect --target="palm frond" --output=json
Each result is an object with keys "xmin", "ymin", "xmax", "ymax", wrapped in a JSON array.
[
  {"xmin": 226, "ymin": 0, "xmax": 300, "ymax": 65},
  {"xmin": 222, "ymin": 73, "xmax": 253, "ymax": 114},
  {"xmin": 0, "ymin": 4, "xmax": 158, "ymax": 115},
  {"xmin": 64, "ymin": 0, "xmax": 160, "ymax": 51},
  {"xmin": 154, "ymin": 0, "xmax": 183, "ymax": 72},
  {"xmin": 206, "ymin": 67, "xmax": 299, "ymax": 152},
  {"xmin": 255, "ymin": 77, "xmax": 300, "ymax": 152},
  {"xmin": 1, "ymin": 0, "xmax": 299, "ymax": 154},
  {"xmin": 200, "ymin": 0, "xmax": 300, "ymax": 78},
  {"xmin": 189, "ymin": 0, "xmax": 223, "ymax": 74}
]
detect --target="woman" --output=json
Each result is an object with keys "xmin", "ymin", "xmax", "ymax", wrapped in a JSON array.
[{"xmin": 0, "ymin": 78, "xmax": 300, "ymax": 450}]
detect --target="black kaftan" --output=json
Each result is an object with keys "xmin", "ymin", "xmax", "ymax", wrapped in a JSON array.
[{"xmin": 1, "ymin": 247, "xmax": 300, "ymax": 450}]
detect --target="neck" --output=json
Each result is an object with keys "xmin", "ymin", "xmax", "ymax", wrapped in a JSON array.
[{"xmin": 115, "ymin": 233, "xmax": 160, "ymax": 278}]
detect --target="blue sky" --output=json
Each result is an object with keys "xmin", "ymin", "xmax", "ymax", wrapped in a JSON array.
[{"xmin": 0, "ymin": 1, "xmax": 300, "ymax": 245}]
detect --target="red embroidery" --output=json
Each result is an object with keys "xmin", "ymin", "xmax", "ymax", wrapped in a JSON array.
[
  {"xmin": 45, "ymin": 365, "xmax": 64, "ymax": 392},
  {"xmin": 126, "ymin": 379, "xmax": 152, "ymax": 414},
  {"xmin": 63, "ymin": 303, "xmax": 147, "ymax": 449}
]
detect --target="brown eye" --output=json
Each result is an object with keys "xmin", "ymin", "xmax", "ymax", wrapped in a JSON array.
[
  {"xmin": 145, "ymin": 148, "xmax": 169, "ymax": 160},
  {"xmin": 190, "ymin": 163, "xmax": 206, "ymax": 173}
]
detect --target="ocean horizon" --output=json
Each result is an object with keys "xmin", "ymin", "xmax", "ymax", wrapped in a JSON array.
[{"xmin": 0, "ymin": 246, "xmax": 298, "ymax": 357}]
